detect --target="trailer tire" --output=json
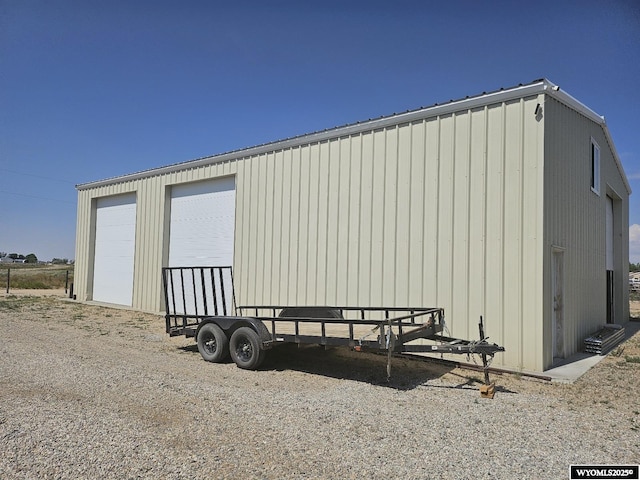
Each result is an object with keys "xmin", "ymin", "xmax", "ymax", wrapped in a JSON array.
[
  {"xmin": 229, "ymin": 327, "xmax": 265, "ymax": 370},
  {"xmin": 197, "ymin": 323, "xmax": 229, "ymax": 363}
]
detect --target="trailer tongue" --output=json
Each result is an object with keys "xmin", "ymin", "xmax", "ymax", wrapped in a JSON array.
[{"xmin": 163, "ymin": 266, "xmax": 504, "ymax": 397}]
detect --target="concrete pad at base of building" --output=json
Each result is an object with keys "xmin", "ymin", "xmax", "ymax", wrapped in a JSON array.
[{"xmin": 542, "ymin": 320, "xmax": 640, "ymax": 383}]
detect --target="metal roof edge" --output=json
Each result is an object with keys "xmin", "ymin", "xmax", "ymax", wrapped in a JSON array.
[
  {"xmin": 543, "ymin": 80, "xmax": 631, "ymax": 195},
  {"xmin": 602, "ymin": 123, "xmax": 632, "ymax": 195},
  {"xmin": 77, "ymin": 80, "xmax": 552, "ymax": 190},
  {"xmin": 77, "ymin": 79, "xmax": 630, "ymax": 195},
  {"xmin": 542, "ymin": 80, "xmax": 605, "ymax": 124}
]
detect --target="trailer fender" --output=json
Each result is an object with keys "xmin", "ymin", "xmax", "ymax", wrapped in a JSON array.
[
  {"xmin": 196, "ymin": 317, "xmax": 272, "ymax": 349},
  {"xmin": 278, "ymin": 307, "xmax": 344, "ymax": 319}
]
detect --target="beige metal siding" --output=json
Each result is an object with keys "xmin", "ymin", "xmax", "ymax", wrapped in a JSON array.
[
  {"xmin": 231, "ymin": 95, "xmax": 545, "ymax": 370},
  {"xmin": 75, "ymin": 94, "xmax": 548, "ymax": 371},
  {"xmin": 543, "ymin": 97, "xmax": 629, "ymax": 369}
]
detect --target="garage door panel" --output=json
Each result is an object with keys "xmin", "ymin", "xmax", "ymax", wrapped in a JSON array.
[
  {"xmin": 168, "ymin": 177, "xmax": 236, "ymax": 315},
  {"xmin": 93, "ymin": 193, "xmax": 136, "ymax": 306}
]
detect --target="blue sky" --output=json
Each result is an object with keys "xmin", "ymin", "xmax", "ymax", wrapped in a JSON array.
[{"xmin": 1, "ymin": 0, "xmax": 639, "ymax": 262}]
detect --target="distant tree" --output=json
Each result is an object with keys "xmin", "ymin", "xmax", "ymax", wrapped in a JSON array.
[
  {"xmin": 0, "ymin": 252, "xmax": 6, "ymax": 258},
  {"xmin": 8, "ymin": 253, "xmax": 18, "ymax": 259},
  {"xmin": 17, "ymin": 254, "xmax": 25, "ymax": 260},
  {"xmin": 631, "ymin": 262, "xmax": 640, "ymax": 273},
  {"xmin": 25, "ymin": 253, "xmax": 38, "ymax": 264},
  {"xmin": 51, "ymin": 258, "xmax": 69, "ymax": 265}
]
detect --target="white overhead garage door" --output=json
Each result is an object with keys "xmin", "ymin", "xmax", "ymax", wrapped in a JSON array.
[
  {"xmin": 93, "ymin": 193, "xmax": 137, "ymax": 306},
  {"xmin": 168, "ymin": 176, "xmax": 236, "ymax": 267},
  {"xmin": 167, "ymin": 177, "xmax": 236, "ymax": 315}
]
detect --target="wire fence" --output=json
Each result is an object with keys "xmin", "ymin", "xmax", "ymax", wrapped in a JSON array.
[{"xmin": 2, "ymin": 266, "xmax": 73, "ymax": 294}]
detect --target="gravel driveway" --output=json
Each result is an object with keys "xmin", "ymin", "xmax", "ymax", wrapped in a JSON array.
[{"xmin": 1, "ymin": 294, "xmax": 639, "ymax": 479}]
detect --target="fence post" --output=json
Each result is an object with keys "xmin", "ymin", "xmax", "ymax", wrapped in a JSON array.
[
  {"xmin": 6, "ymin": 268, "xmax": 9, "ymax": 294},
  {"xmin": 65, "ymin": 270, "xmax": 69, "ymax": 294}
]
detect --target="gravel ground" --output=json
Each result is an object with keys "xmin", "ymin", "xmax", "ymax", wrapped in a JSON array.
[{"xmin": 1, "ymin": 294, "xmax": 639, "ymax": 479}]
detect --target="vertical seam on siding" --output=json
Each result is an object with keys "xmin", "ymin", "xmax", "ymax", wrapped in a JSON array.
[
  {"xmin": 421, "ymin": 120, "xmax": 428, "ymax": 305},
  {"xmin": 393, "ymin": 125, "xmax": 400, "ymax": 305},
  {"xmin": 519, "ymin": 98, "xmax": 526, "ymax": 370},
  {"xmin": 246, "ymin": 160, "xmax": 254, "ymax": 304},
  {"xmin": 344, "ymin": 137, "xmax": 352, "ymax": 305},
  {"xmin": 278, "ymin": 154, "xmax": 286, "ymax": 303},
  {"xmin": 270, "ymin": 153, "xmax": 277, "ymax": 303},
  {"xmin": 466, "ymin": 110, "xmax": 473, "ymax": 340},
  {"xmin": 501, "ymin": 103, "xmax": 507, "ymax": 350},
  {"xmin": 482, "ymin": 106, "xmax": 488, "ymax": 333},
  {"xmin": 258, "ymin": 156, "xmax": 266, "ymax": 304},
  {"xmin": 304, "ymin": 145, "xmax": 313, "ymax": 304},
  {"xmin": 324, "ymin": 142, "xmax": 331, "ymax": 304},
  {"xmin": 381, "ymin": 130, "xmax": 388, "ymax": 304},
  {"xmin": 286, "ymin": 150, "xmax": 294, "ymax": 303},
  {"xmin": 334, "ymin": 139, "xmax": 341, "ymax": 303},
  {"xmin": 406, "ymin": 123, "xmax": 413, "ymax": 306},
  {"xmin": 314, "ymin": 143, "xmax": 321, "ymax": 304},
  {"xmin": 369, "ymin": 131, "xmax": 376, "ymax": 304},
  {"xmin": 311, "ymin": 146, "xmax": 319, "ymax": 304},
  {"xmin": 435, "ymin": 118, "xmax": 441, "ymax": 305},
  {"xmin": 356, "ymin": 134, "xmax": 363, "ymax": 304},
  {"xmin": 295, "ymin": 147, "xmax": 302, "ymax": 304},
  {"xmin": 450, "ymin": 115, "xmax": 457, "ymax": 331}
]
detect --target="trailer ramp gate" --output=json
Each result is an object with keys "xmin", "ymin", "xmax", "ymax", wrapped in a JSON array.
[{"xmin": 163, "ymin": 266, "xmax": 504, "ymax": 396}]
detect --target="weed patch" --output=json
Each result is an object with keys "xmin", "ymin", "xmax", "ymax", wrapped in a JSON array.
[
  {"xmin": 0, "ymin": 299, "xmax": 19, "ymax": 311},
  {"xmin": 0, "ymin": 296, "xmax": 42, "ymax": 311}
]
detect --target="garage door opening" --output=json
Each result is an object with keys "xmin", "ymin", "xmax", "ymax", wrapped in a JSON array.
[
  {"xmin": 92, "ymin": 193, "xmax": 137, "ymax": 306},
  {"xmin": 167, "ymin": 177, "xmax": 236, "ymax": 315}
]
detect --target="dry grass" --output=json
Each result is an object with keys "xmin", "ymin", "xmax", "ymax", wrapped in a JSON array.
[{"xmin": 0, "ymin": 264, "xmax": 73, "ymax": 289}]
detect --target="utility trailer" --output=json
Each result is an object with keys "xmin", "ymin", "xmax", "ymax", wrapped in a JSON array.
[{"xmin": 163, "ymin": 266, "xmax": 505, "ymax": 395}]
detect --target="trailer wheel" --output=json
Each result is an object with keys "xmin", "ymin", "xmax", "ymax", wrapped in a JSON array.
[
  {"xmin": 197, "ymin": 323, "xmax": 229, "ymax": 363},
  {"xmin": 229, "ymin": 327, "xmax": 265, "ymax": 370}
]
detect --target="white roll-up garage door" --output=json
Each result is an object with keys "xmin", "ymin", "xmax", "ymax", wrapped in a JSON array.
[
  {"xmin": 167, "ymin": 177, "xmax": 236, "ymax": 315},
  {"xmin": 168, "ymin": 176, "xmax": 236, "ymax": 267},
  {"xmin": 93, "ymin": 193, "xmax": 137, "ymax": 306}
]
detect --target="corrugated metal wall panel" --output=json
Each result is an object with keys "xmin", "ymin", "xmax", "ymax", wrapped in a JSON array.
[
  {"xmin": 544, "ymin": 97, "xmax": 629, "ymax": 369},
  {"xmin": 522, "ymin": 97, "xmax": 545, "ymax": 371},
  {"xmin": 452, "ymin": 112, "xmax": 470, "ymax": 339},
  {"xmin": 436, "ymin": 115, "xmax": 454, "ymax": 327},
  {"xmin": 484, "ymin": 104, "xmax": 506, "ymax": 356},
  {"xmin": 347, "ymin": 135, "xmax": 363, "ymax": 305},
  {"xmin": 502, "ymin": 100, "xmax": 524, "ymax": 367},
  {"xmin": 423, "ymin": 119, "xmax": 440, "ymax": 305},
  {"xmin": 467, "ymin": 107, "xmax": 487, "ymax": 342},
  {"xmin": 395, "ymin": 124, "xmax": 412, "ymax": 307},
  {"xmin": 227, "ymin": 97, "xmax": 545, "ymax": 369},
  {"xmin": 407, "ymin": 122, "xmax": 426, "ymax": 305},
  {"xmin": 357, "ymin": 133, "xmax": 374, "ymax": 305},
  {"xmin": 73, "ymin": 190, "xmax": 90, "ymax": 301}
]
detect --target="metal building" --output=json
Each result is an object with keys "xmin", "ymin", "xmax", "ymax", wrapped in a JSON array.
[{"xmin": 74, "ymin": 79, "xmax": 631, "ymax": 372}]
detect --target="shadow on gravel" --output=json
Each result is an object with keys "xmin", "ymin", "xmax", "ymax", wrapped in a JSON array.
[
  {"xmin": 175, "ymin": 342, "xmax": 514, "ymax": 392},
  {"xmin": 423, "ymin": 373, "xmax": 519, "ymax": 395},
  {"xmin": 261, "ymin": 344, "xmax": 460, "ymax": 391},
  {"xmin": 178, "ymin": 344, "xmax": 198, "ymax": 354}
]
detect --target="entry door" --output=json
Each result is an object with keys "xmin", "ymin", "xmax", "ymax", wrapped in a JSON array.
[{"xmin": 552, "ymin": 250, "xmax": 564, "ymax": 359}]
